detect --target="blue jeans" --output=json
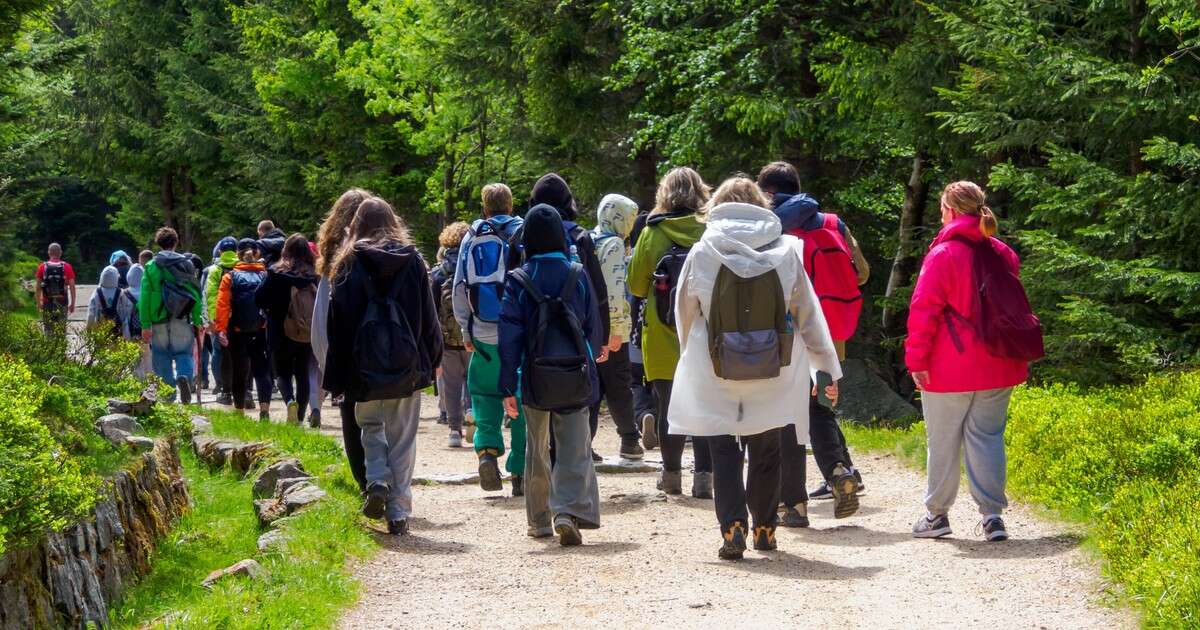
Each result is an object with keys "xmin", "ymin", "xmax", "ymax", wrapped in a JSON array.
[{"xmin": 150, "ymin": 320, "xmax": 196, "ymax": 385}]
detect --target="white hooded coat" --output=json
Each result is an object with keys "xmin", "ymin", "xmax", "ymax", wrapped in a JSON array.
[
  {"xmin": 667, "ymin": 202, "xmax": 842, "ymax": 438},
  {"xmin": 88, "ymin": 265, "xmax": 136, "ymax": 339},
  {"xmin": 592, "ymin": 193, "xmax": 639, "ymax": 340}
]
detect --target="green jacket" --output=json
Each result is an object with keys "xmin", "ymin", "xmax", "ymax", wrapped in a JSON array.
[
  {"xmin": 626, "ymin": 212, "xmax": 706, "ymax": 382},
  {"xmin": 139, "ymin": 251, "xmax": 203, "ymax": 327},
  {"xmin": 205, "ymin": 251, "xmax": 238, "ymax": 323}
]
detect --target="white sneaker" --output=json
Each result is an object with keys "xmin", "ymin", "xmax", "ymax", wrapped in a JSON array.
[{"xmin": 448, "ymin": 431, "xmax": 463, "ymax": 448}]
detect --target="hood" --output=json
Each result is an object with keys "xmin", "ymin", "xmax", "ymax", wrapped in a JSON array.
[
  {"xmin": 647, "ymin": 211, "xmax": 706, "ymax": 247},
  {"xmin": 261, "ymin": 228, "xmax": 286, "ymax": 242},
  {"xmin": 479, "ymin": 213, "xmax": 521, "ymax": 238},
  {"xmin": 771, "ymin": 192, "xmax": 821, "ymax": 232},
  {"xmin": 233, "ymin": 261, "xmax": 267, "ymax": 273},
  {"xmin": 523, "ymin": 204, "xmax": 569, "ymax": 257},
  {"xmin": 932, "ymin": 213, "xmax": 988, "ymax": 249},
  {"xmin": 354, "ymin": 240, "xmax": 417, "ymax": 275},
  {"xmin": 271, "ymin": 268, "xmax": 319, "ymax": 288},
  {"xmin": 99, "ymin": 265, "xmax": 120, "ymax": 289},
  {"xmin": 126, "ymin": 265, "xmax": 144, "ymax": 298},
  {"xmin": 697, "ymin": 203, "xmax": 790, "ymax": 278},
  {"xmin": 530, "ymin": 173, "xmax": 577, "ymax": 221},
  {"xmin": 217, "ymin": 250, "xmax": 239, "ymax": 269},
  {"xmin": 212, "ymin": 236, "xmax": 238, "ymax": 259},
  {"xmin": 595, "ymin": 194, "xmax": 638, "ymax": 239},
  {"xmin": 109, "ymin": 250, "xmax": 132, "ymax": 267}
]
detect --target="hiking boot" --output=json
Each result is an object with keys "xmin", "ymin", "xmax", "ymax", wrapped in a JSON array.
[
  {"xmin": 641, "ymin": 413, "xmax": 658, "ymax": 450},
  {"xmin": 810, "ymin": 480, "xmax": 833, "ymax": 500},
  {"xmin": 477, "ymin": 450, "xmax": 503, "ymax": 491},
  {"xmin": 853, "ymin": 467, "xmax": 865, "ymax": 494},
  {"xmin": 978, "ymin": 516, "xmax": 1009, "ymax": 542},
  {"xmin": 691, "ymin": 472, "xmax": 713, "ymax": 499},
  {"xmin": 657, "ymin": 470, "xmax": 682, "ymax": 495},
  {"xmin": 259, "ymin": 410, "xmax": 270, "ymax": 423},
  {"xmin": 362, "ymin": 483, "xmax": 389, "ymax": 520},
  {"xmin": 591, "ymin": 449, "xmax": 603, "ymax": 463},
  {"xmin": 554, "ymin": 514, "xmax": 582, "ymax": 546},
  {"xmin": 781, "ymin": 504, "xmax": 810, "ymax": 528},
  {"xmin": 448, "ymin": 431, "xmax": 463, "ymax": 448},
  {"xmin": 286, "ymin": 401, "xmax": 300, "ymax": 424},
  {"xmin": 527, "ymin": 525, "xmax": 554, "ymax": 538},
  {"xmin": 718, "ymin": 522, "xmax": 747, "ymax": 560},
  {"xmin": 912, "ymin": 513, "xmax": 952, "ymax": 539},
  {"xmin": 216, "ymin": 392, "xmax": 233, "ymax": 406},
  {"xmin": 511, "ymin": 475, "xmax": 524, "ymax": 497},
  {"xmin": 308, "ymin": 409, "xmax": 322, "ymax": 429},
  {"xmin": 387, "ymin": 519, "xmax": 409, "ymax": 536},
  {"xmin": 176, "ymin": 377, "xmax": 191, "ymax": 405},
  {"xmin": 753, "ymin": 525, "xmax": 777, "ymax": 551},
  {"xmin": 437, "ymin": 413, "xmax": 449, "ymax": 425},
  {"xmin": 830, "ymin": 464, "xmax": 860, "ymax": 519},
  {"xmin": 619, "ymin": 436, "xmax": 645, "ymax": 460}
]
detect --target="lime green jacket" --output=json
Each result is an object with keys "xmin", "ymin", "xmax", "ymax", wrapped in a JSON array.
[
  {"xmin": 138, "ymin": 253, "xmax": 203, "ymax": 327},
  {"xmin": 205, "ymin": 251, "xmax": 238, "ymax": 323},
  {"xmin": 626, "ymin": 212, "xmax": 706, "ymax": 382}
]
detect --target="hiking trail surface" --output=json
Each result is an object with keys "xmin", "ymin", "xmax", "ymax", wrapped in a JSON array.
[{"xmin": 232, "ymin": 394, "xmax": 1130, "ymax": 629}]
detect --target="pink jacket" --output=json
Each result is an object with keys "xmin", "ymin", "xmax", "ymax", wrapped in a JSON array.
[{"xmin": 904, "ymin": 215, "xmax": 1029, "ymax": 393}]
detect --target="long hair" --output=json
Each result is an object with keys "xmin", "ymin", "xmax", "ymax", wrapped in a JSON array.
[
  {"xmin": 706, "ymin": 176, "xmax": 771, "ymax": 212},
  {"xmin": 329, "ymin": 198, "xmax": 412, "ymax": 281},
  {"xmin": 941, "ymin": 180, "xmax": 998, "ymax": 237},
  {"xmin": 651, "ymin": 167, "xmax": 711, "ymax": 217},
  {"xmin": 317, "ymin": 188, "xmax": 373, "ymax": 277},
  {"xmin": 274, "ymin": 233, "xmax": 316, "ymax": 275}
]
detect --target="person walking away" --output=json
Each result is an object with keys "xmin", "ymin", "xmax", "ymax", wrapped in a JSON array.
[
  {"xmin": 626, "ymin": 167, "xmax": 714, "ymax": 497},
  {"xmin": 431, "ymin": 222, "xmax": 472, "ymax": 447},
  {"xmin": 139, "ymin": 228, "xmax": 203, "ymax": 403},
  {"xmin": 627, "ymin": 211, "xmax": 659, "ymax": 449},
  {"xmin": 590, "ymin": 193, "xmax": 644, "ymax": 460},
  {"xmin": 758, "ymin": 161, "xmax": 869, "ymax": 526},
  {"xmin": 499, "ymin": 204, "xmax": 604, "ymax": 545},
  {"xmin": 255, "ymin": 234, "xmax": 320, "ymax": 426},
  {"xmin": 907, "ymin": 181, "xmax": 1041, "ymax": 542},
  {"xmin": 87, "ymin": 265, "xmax": 136, "ymax": 340},
  {"xmin": 35, "ymin": 243, "xmax": 76, "ymax": 336},
  {"xmin": 313, "ymin": 189, "xmax": 374, "ymax": 492},
  {"xmin": 452, "ymin": 183, "xmax": 528, "ymax": 496},
  {"xmin": 670, "ymin": 177, "xmax": 842, "ymax": 560},
  {"xmin": 214, "ymin": 239, "xmax": 273, "ymax": 420},
  {"xmin": 204, "ymin": 237, "xmax": 238, "ymax": 404},
  {"xmin": 110, "ymin": 250, "xmax": 133, "ymax": 289},
  {"xmin": 325, "ymin": 198, "xmax": 442, "ymax": 536},
  {"xmin": 126, "ymin": 259, "xmax": 150, "ymax": 378},
  {"xmin": 257, "ymin": 220, "xmax": 288, "ymax": 268}
]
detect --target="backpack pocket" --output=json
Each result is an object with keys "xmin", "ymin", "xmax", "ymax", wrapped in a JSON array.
[
  {"xmin": 161, "ymin": 281, "xmax": 196, "ymax": 320},
  {"xmin": 528, "ymin": 355, "xmax": 592, "ymax": 410},
  {"xmin": 713, "ymin": 329, "xmax": 782, "ymax": 381},
  {"xmin": 652, "ymin": 269, "xmax": 677, "ymax": 327}
]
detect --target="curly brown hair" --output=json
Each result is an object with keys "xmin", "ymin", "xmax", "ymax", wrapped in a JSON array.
[{"xmin": 438, "ymin": 221, "xmax": 470, "ymax": 249}]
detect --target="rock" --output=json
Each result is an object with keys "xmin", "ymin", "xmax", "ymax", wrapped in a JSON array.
[
  {"xmin": 100, "ymin": 426, "xmax": 132, "ymax": 447},
  {"xmin": 252, "ymin": 459, "xmax": 309, "ymax": 499},
  {"xmin": 201, "ymin": 559, "xmax": 264, "ymax": 589},
  {"xmin": 190, "ymin": 415, "xmax": 212, "ymax": 435},
  {"xmin": 230, "ymin": 442, "xmax": 271, "ymax": 477},
  {"xmin": 106, "ymin": 389, "xmax": 155, "ymax": 417},
  {"xmin": 832, "ymin": 358, "xmax": 920, "ymax": 424},
  {"xmin": 124, "ymin": 435, "xmax": 156, "ymax": 453},
  {"xmin": 280, "ymin": 481, "xmax": 326, "ymax": 514},
  {"xmin": 256, "ymin": 530, "xmax": 287, "ymax": 553},
  {"xmin": 594, "ymin": 457, "xmax": 662, "ymax": 474},
  {"xmin": 96, "ymin": 413, "xmax": 144, "ymax": 435},
  {"xmin": 275, "ymin": 476, "xmax": 314, "ymax": 497},
  {"xmin": 254, "ymin": 499, "xmax": 287, "ymax": 527}
]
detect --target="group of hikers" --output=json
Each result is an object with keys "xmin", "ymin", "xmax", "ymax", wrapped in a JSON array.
[{"xmin": 40, "ymin": 160, "xmax": 1042, "ymax": 559}]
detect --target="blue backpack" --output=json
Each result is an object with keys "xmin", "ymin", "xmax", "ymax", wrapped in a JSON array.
[
  {"xmin": 229, "ymin": 269, "xmax": 265, "ymax": 332},
  {"xmin": 463, "ymin": 219, "xmax": 510, "ymax": 330}
]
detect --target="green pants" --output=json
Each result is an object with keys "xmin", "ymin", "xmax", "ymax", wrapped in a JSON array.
[{"xmin": 468, "ymin": 340, "xmax": 527, "ymax": 476}]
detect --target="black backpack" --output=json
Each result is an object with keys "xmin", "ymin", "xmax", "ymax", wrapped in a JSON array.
[
  {"xmin": 125, "ymin": 289, "xmax": 142, "ymax": 338},
  {"xmin": 228, "ymin": 269, "xmax": 266, "ymax": 332},
  {"xmin": 510, "ymin": 263, "xmax": 592, "ymax": 411},
  {"xmin": 158, "ymin": 257, "xmax": 198, "ymax": 320},
  {"xmin": 41, "ymin": 262, "xmax": 68, "ymax": 304},
  {"xmin": 352, "ymin": 272, "xmax": 425, "ymax": 401},
  {"xmin": 651, "ymin": 243, "xmax": 691, "ymax": 327},
  {"xmin": 96, "ymin": 290, "xmax": 122, "ymax": 336}
]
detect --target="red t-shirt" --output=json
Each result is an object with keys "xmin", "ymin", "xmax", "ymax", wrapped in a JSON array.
[{"xmin": 36, "ymin": 260, "xmax": 76, "ymax": 306}]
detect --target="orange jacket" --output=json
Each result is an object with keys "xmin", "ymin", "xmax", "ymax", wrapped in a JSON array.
[{"xmin": 215, "ymin": 261, "xmax": 266, "ymax": 333}]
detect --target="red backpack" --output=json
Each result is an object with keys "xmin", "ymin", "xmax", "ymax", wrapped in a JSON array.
[
  {"xmin": 948, "ymin": 236, "xmax": 1045, "ymax": 362},
  {"xmin": 790, "ymin": 213, "xmax": 862, "ymax": 341}
]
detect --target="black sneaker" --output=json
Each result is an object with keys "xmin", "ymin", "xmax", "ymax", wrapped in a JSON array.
[
  {"xmin": 437, "ymin": 413, "xmax": 449, "ymax": 425},
  {"xmin": 853, "ymin": 468, "xmax": 865, "ymax": 494},
  {"xmin": 809, "ymin": 480, "xmax": 833, "ymax": 500},
  {"xmin": 753, "ymin": 525, "xmax": 777, "ymax": 551},
  {"xmin": 619, "ymin": 436, "xmax": 645, "ymax": 460},
  {"xmin": 554, "ymin": 514, "xmax": 582, "ymax": 546},
  {"xmin": 591, "ymin": 449, "xmax": 603, "ymax": 463},
  {"xmin": 362, "ymin": 483, "xmax": 389, "ymax": 520},
  {"xmin": 780, "ymin": 504, "xmax": 810, "ymax": 528},
  {"xmin": 830, "ymin": 464, "xmax": 860, "ymax": 519},
  {"xmin": 512, "ymin": 475, "xmax": 524, "ymax": 498},
  {"xmin": 308, "ymin": 409, "xmax": 322, "ymax": 429},
  {"xmin": 912, "ymin": 513, "xmax": 952, "ymax": 539},
  {"xmin": 259, "ymin": 410, "xmax": 270, "ymax": 423},
  {"xmin": 718, "ymin": 522, "xmax": 747, "ymax": 560},
  {"xmin": 477, "ymin": 450, "xmax": 503, "ymax": 491},
  {"xmin": 387, "ymin": 519, "xmax": 409, "ymax": 536},
  {"xmin": 176, "ymin": 377, "xmax": 191, "ymax": 405},
  {"xmin": 216, "ymin": 392, "xmax": 233, "ymax": 406},
  {"xmin": 979, "ymin": 516, "xmax": 1009, "ymax": 542}
]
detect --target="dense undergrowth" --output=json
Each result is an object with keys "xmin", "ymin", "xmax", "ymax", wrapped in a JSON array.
[
  {"xmin": 844, "ymin": 371, "xmax": 1200, "ymax": 628},
  {"xmin": 111, "ymin": 409, "xmax": 377, "ymax": 629}
]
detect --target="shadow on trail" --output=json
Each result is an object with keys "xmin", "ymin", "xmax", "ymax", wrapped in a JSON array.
[
  {"xmin": 371, "ymin": 531, "xmax": 475, "ymax": 555},
  {"xmin": 478, "ymin": 491, "xmax": 714, "ymax": 517},
  {"xmin": 527, "ymin": 540, "xmax": 643, "ymax": 556},
  {"xmin": 706, "ymin": 550, "xmax": 884, "ymax": 580},
  {"xmin": 788, "ymin": 524, "xmax": 912, "ymax": 548},
  {"xmin": 941, "ymin": 533, "xmax": 1082, "ymax": 560},
  {"xmin": 806, "ymin": 502, "xmax": 886, "ymax": 519}
]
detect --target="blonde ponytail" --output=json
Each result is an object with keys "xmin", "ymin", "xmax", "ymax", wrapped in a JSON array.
[
  {"xmin": 979, "ymin": 205, "xmax": 998, "ymax": 237},
  {"xmin": 941, "ymin": 180, "xmax": 998, "ymax": 237}
]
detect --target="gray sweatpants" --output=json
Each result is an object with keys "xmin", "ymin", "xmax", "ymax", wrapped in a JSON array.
[
  {"xmin": 439, "ymin": 347, "xmax": 471, "ymax": 432},
  {"xmin": 356, "ymin": 394, "xmax": 422, "ymax": 521},
  {"xmin": 524, "ymin": 406, "xmax": 601, "ymax": 531},
  {"xmin": 922, "ymin": 387, "xmax": 1013, "ymax": 517}
]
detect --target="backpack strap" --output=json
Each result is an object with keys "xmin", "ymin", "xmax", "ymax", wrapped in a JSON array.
[{"xmin": 822, "ymin": 212, "xmax": 840, "ymax": 232}]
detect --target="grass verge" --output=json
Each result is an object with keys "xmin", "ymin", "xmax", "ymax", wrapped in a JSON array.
[
  {"xmin": 843, "ymin": 371, "xmax": 1200, "ymax": 628},
  {"xmin": 110, "ymin": 409, "xmax": 377, "ymax": 629}
]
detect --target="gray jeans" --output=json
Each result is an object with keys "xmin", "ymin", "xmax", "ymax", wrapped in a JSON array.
[
  {"xmin": 524, "ymin": 406, "xmax": 600, "ymax": 531},
  {"xmin": 922, "ymin": 387, "xmax": 1013, "ymax": 517},
  {"xmin": 439, "ymin": 347, "xmax": 471, "ymax": 431},
  {"xmin": 356, "ymin": 394, "xmax": 422, "ymax": 521}
]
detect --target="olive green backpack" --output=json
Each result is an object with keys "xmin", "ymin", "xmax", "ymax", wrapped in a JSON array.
[{"xmin": 707, "ymin": 265, "xmax": 793, "ymax": 380}]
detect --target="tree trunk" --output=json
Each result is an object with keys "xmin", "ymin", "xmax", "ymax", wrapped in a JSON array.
[
  {"xmin": 160, "ymin": 170, "xmax": 176, "ymax": 233},
  {"xmin": 881, "ymin": 151, "xmax": 929, "ymax": 336},
  {"xmin": 633, "ymin": 147, "xmax": 658, "ymax": 210},
  {"xmin": 1128, "ymin": 0, "xmax": 1146, "ymax": 175},
  {"xmin": 179, "ymin": 166, "xmax": 195, "ymax": 252},
  {"xmin": 442, "ymin": 149, "xmax": 457, "ymax": 230}
]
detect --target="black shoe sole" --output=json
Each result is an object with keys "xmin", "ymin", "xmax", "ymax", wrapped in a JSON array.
[
  {"xmin": 478, "ymin": 457, "xmax": 502, "ymax": 492},
  {"xmin": 362, "ymin": 490, "xmax": 388, "ymax": 520},
  {"xmin": 556, "ymin": 520, "xmax": 582, "ymax": 546},
  {"xmin": 832, "ymin": 473, "xmax": 860, "ymax": 519},
  {"xmin": 718, "ymin": 531, "xmax": 746, "ymax": 560},
  {"xmin": 780, "ymin": 512, "xmax": 810, "ymax": 528}
]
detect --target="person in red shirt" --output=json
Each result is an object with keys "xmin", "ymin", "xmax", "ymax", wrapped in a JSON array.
[{"xmin": 35, "ymin": 242, "xmax": 77, "ymax": 332}]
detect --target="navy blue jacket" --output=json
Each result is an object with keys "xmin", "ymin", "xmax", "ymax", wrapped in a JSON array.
[
  {"xmin": 771, "ymin": 192, "xmax": 848, "ymax": 236},
  {"xmin": 498, "ymin": 253, "xmax": 603, "ymax": 409}
]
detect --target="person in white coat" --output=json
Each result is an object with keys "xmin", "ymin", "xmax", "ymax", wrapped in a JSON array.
[
  {"xmin": 669, "ymin": 177, "xmax": 842, "ymax": 560},
  {"xmin": 87, "ymin": 265, "xmax": 137, "ymax": 340}
]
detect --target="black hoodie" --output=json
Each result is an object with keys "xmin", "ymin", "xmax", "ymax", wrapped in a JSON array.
[
  {"xmin": 258, "ymin": 228, "xmax": 287, "ymax": 267},
  {"xmin": 324, "ymin": 241, "xmax": 443, "ymax": 401},
  {"xmin": 254, "ymin": 267, "xmax": 319, "ymax": 352}
]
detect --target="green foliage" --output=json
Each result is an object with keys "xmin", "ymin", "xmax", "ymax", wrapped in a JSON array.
[{"xmin": 111, "ymin": 410, "xmax": 377, "ymax": 629}]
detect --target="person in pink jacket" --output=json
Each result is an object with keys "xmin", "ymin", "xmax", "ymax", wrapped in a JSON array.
[{"xmin": 906, "ymin": 181, "xmax": 1030, "ymax": 542}]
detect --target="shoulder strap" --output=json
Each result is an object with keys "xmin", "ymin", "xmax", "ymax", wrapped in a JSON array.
[
  {"xmin": 822, "ymin": 213, "xmax": 839, "ymax": 231},
  {"xmin": 509, "ymin": 268, "xmax": 546, "ymax": 304},
  {"xmin": 558, "ymin": 263, "xmax": 583, "ymax": 303}
]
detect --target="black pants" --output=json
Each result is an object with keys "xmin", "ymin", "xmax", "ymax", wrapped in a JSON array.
[
  {"xmin": 341, "ymin": 400, "xmax": 367, "ymax": 491},
  {"xmin": 780, "ymin": 391, "xmax": 856, "ymax": 506},
  {"xmin": 630, "ymin": 359, "xmax": 656, "ymax": 423},
  {"xmin": 711, "ymin": 428, "xmax": 781, "ymax": 533},
  {"xmin": 273, "ymin": 338, "xmax": 311, "ymax": 422},
  {"xmin": 651, "ymin": 380, "xmax": 712, "ymax": 473},
  {"xmin": 589, "ymin": 343, "xmax": 639, "ymax": 440},
  {"xmin": 229, "ymin": 330, "xmax": 272, "ymax": 409}
]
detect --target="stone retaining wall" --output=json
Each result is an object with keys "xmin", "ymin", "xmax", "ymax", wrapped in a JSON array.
[{"xmin": 0, "ymin": 439, "xmax": 189, "ymax": 629}]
